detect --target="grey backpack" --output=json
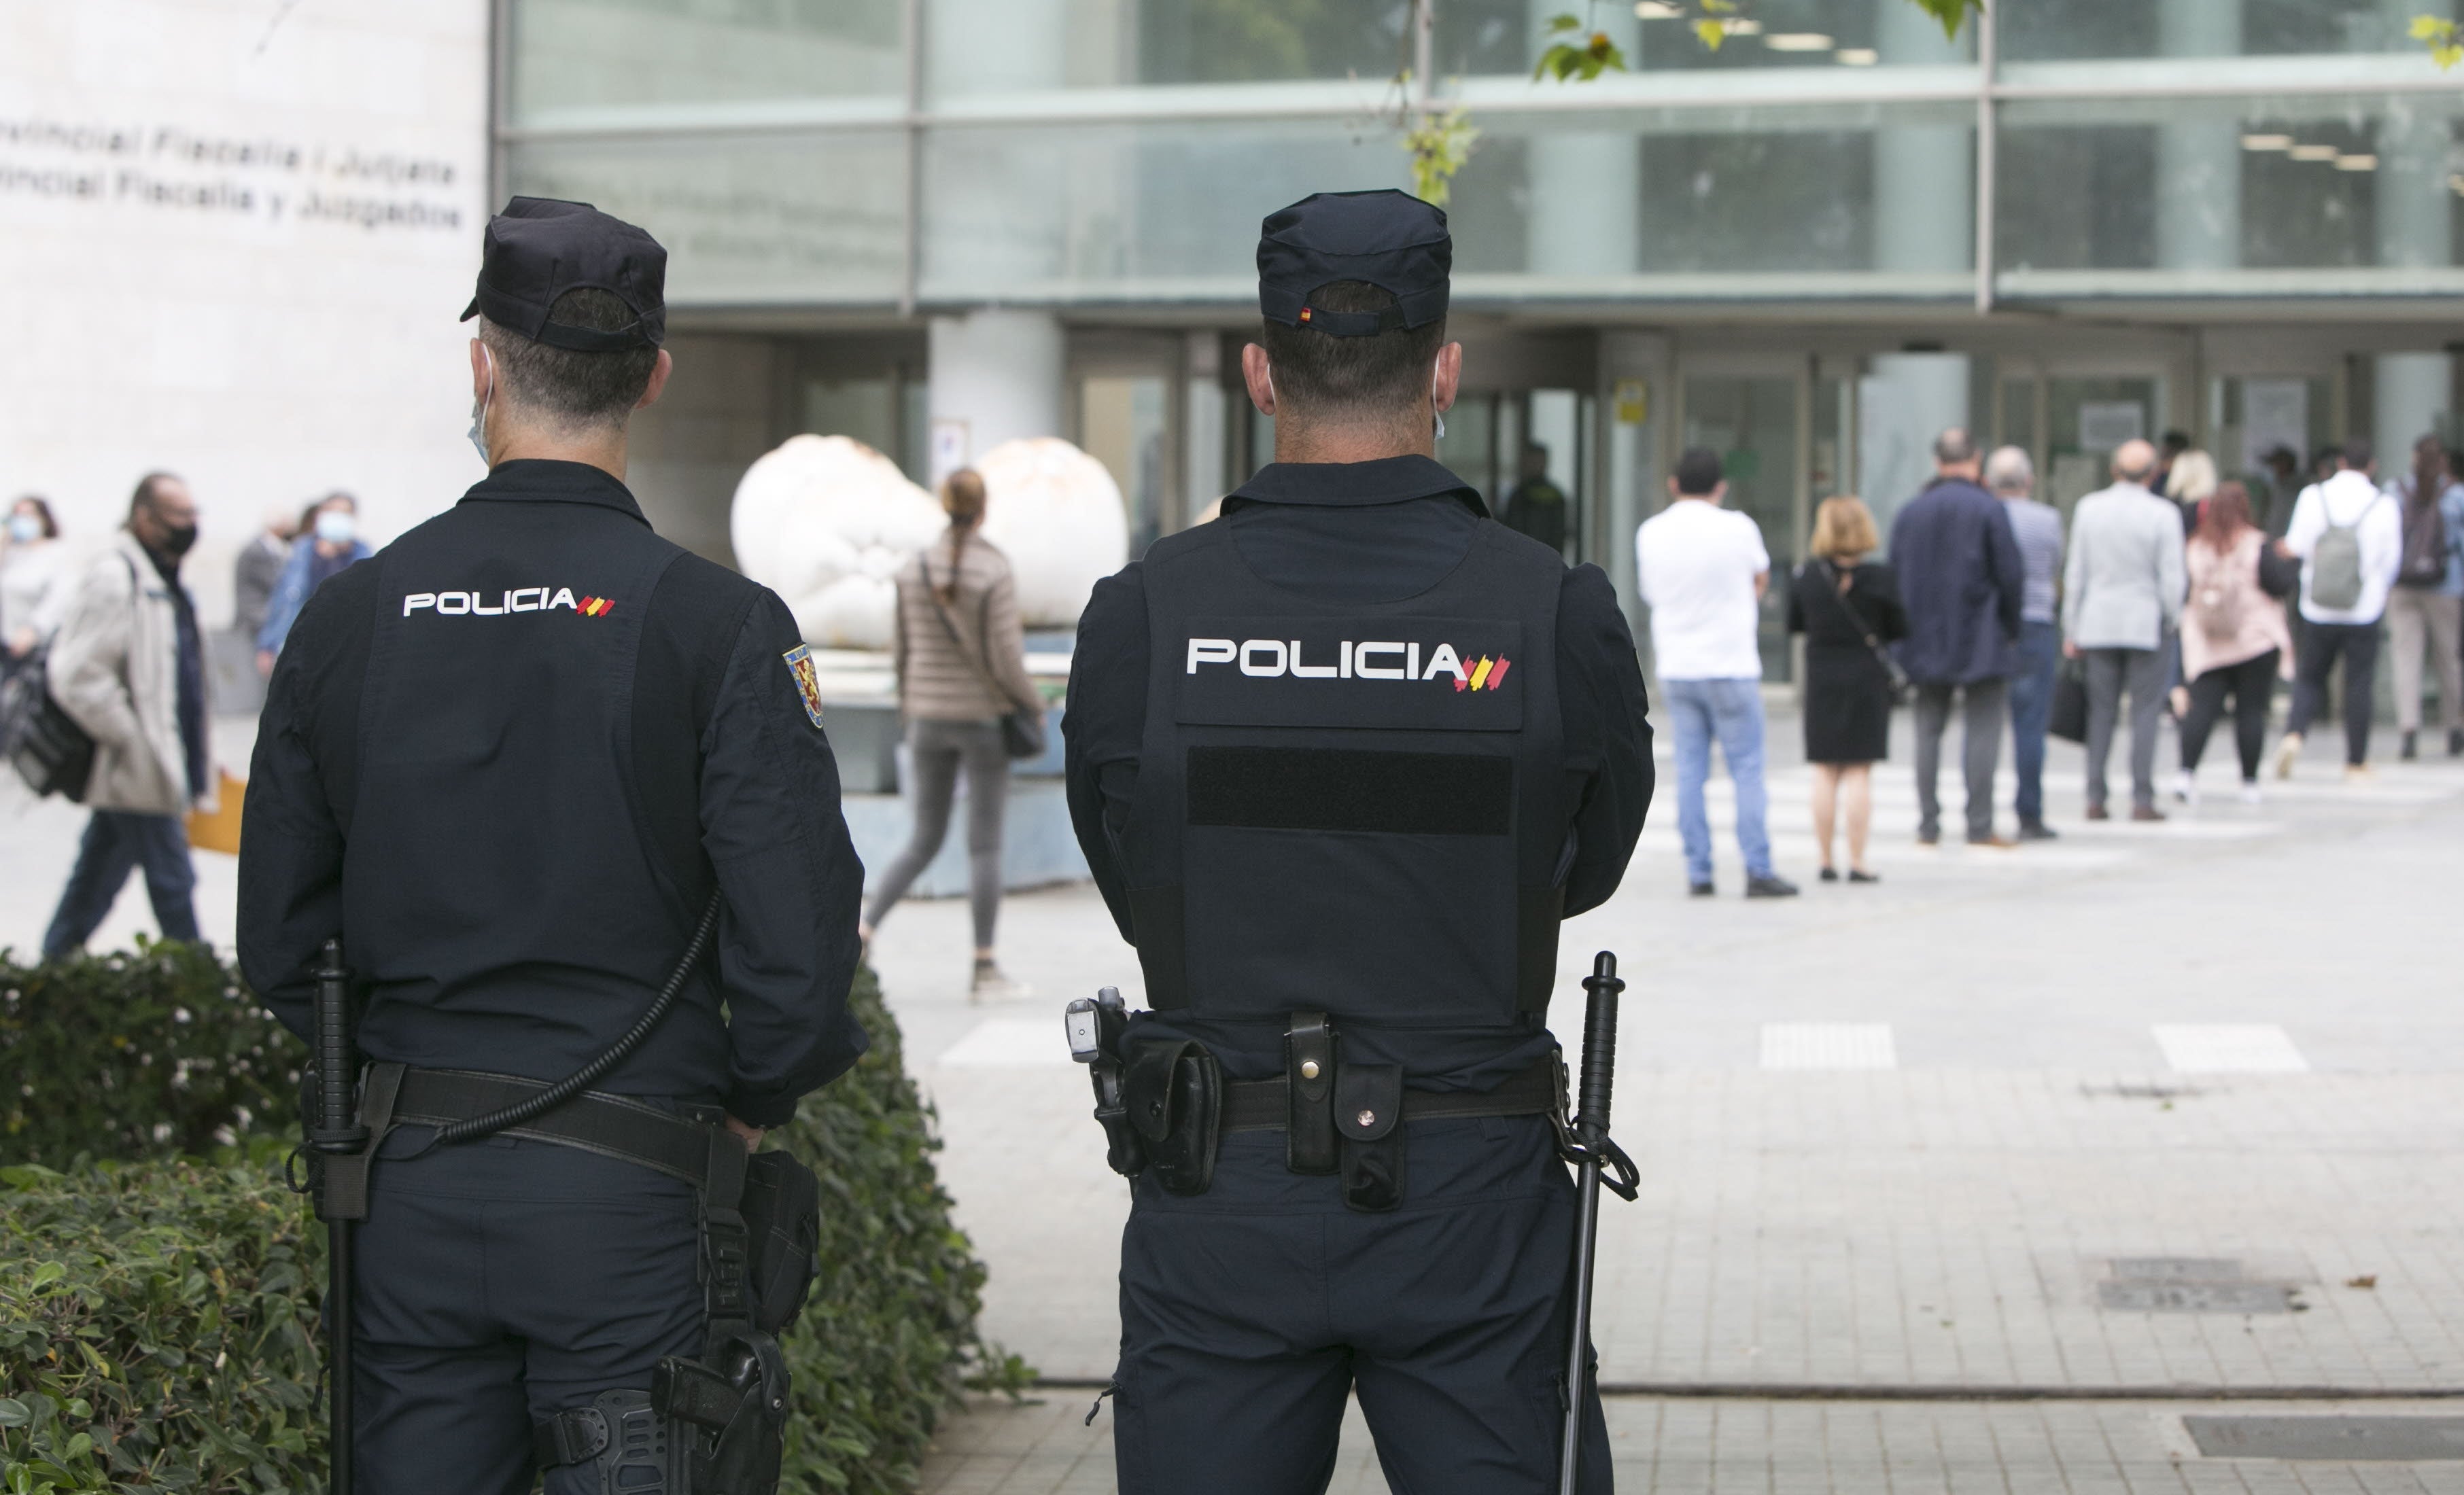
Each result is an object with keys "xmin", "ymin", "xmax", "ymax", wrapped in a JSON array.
[{"xmin": 2309, "ymin": 491, "xmax": 2387, "ymax": 610}]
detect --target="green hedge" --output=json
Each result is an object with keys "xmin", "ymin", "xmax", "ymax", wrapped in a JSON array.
[{"xmin": 0, "ymin": 950, "xmax": 1020, "ymax": 1493}]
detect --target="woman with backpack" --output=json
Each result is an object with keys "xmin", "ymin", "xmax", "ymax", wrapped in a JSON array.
[
  {"xmin": 2386, "ymin": 434, "xmax": 2464, "ymax": 760},
  {"xmin": 858, "ymin": 467, "xmax": 1047, "ymax": 1000},
  {"xmin": 2174, "ymin": 482, "xmax": 2297, "ymax": 805},
  {"xmin": 1786, "ymin": 496, "xmax": 1907, "ymax": 883},
  {"xmin": 2276, "ymin": 439, "xmax": 2405, "ymax": 780}
]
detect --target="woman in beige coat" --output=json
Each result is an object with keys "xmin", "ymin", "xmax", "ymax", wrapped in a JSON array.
[
  {"xmin": 2175, "ymin": 482, "xmax": 2296, "ymax": 805},
  {"xmin": 859, "ymin": 469, "xmax": 1044, "ymax": 999}
]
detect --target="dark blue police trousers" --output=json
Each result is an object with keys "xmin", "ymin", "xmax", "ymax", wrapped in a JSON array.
[
  {"xmin": 351, "ymin": 1125, "xmax": 703, "ymax": 1495},
  {"xmin": 1114, "ymin": 1116, "xmax": 1614, "ymax": 1494}
]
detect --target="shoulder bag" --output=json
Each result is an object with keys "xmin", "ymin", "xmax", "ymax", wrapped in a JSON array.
[
  {"xmin": 1813, "ymin": 561, "xmax": 1909, "ymax": 707},
  {"xmin": 920, "ymin": 553, "xmax": 1047, "ymax": 760},
  {"xmin": 0, "ymin": 554, "xmax": 138, "ymax": 801}
]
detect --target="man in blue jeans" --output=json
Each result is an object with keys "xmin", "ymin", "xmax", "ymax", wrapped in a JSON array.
[
  {"xmin": 1636, "ymin": 446, "xmax": 1798, "ymax": 898},
  {"xmin": 1986, "ymin": 446, "xmax": 2066, "ymax": 839}
]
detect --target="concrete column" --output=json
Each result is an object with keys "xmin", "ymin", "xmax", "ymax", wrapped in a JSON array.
[
  {"xmin": 1184, "ymin": 331, "xmax": 1226, "ymax": 520},
  {"xmin": 2155, "ymin": 0, "xmax": 2242, "ymax": 273},
  {"xmin": 1871, "ymin": 3, "xmax": 1970, "ymax": 278},
  {"xmin": 921, "ymin": 0, "xmax": 1069, "ymax": 296},
  {"xmin": 2376, "ymin": 353, "xmax": 2450, "ymax": 467},
  {"xmin": 929, "ymin": 310, "xmax": 1065, "ymax": 482},
  {"xmin": 1525, "ymin": 1, "xmax": 1638, "ymax": 277},
  {"xmin": 1858, "ymin": 353, "xmax": 1970, "ymax": 535},
  {"xmin": 2375, "ymin": 65, "xmax": 2455, "ymax": 459}
]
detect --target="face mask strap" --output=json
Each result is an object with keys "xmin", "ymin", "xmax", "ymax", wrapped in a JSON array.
[
  {"xmin": 469, "ymin": 343, "xmax": 497, "ymax": 464},
  {"xmin": 1431, "ymin": 362, "xmax": 1446, "ymax": 443}
]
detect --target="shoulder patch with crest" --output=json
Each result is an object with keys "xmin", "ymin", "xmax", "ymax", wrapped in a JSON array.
[{"xmin": 782, "ymin": 644, "xmax": 827, "ymax": 728}]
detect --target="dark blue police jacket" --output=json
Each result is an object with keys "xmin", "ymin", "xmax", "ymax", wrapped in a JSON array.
[
  {"xmin": 238, "ymin": 459, "xmax": 867, "ymax": 1127},
  {"xmin": 1063, "ymin": 454, "xmax": 1654, "ymax": 1089}
]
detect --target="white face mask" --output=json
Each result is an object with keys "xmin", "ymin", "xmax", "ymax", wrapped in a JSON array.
[
  {"xmin": 468, "ymin": 343, "xmax": 496, "ymax": 464},
  {"xmin": 7, "ymin": 513, "xmax": 40, "ymax": 544},
  {"xmin": 315, "ymin": 510, "xmax": 357, "ymax": 546}
]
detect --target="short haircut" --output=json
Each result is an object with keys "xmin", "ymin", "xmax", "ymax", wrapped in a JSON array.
[
  {"xmin": 1932, "ymin": 427, "xmax": 1977, "ymax": 465},
  {"xmin": 2342, "ymin": 436, "xmax": 2374, "ymax": 469},
  {"xmin": 1809, "ymin": 495, "xmax": 1879, "ymax": 560},
  {"xmin": 479, "ymin": 288, "xmax": 662, "ymax": 429},
  {"xmin": 2162, "ymin": 429, "xmax": 2191, "ymax": 453},
  {"xmin": 1983, "ymin": 445, "xmax": 2034, "ymax": 494},
  {"xmin": 11, "ymin": 495, "xmax": 58, "ymax": 539},
  {"xmin": 127, "ymin": 472, "xmax": 182, "ymax": 521},
  {"xmin": 1672, "ymin": 446, "xmax": 1724, "ymax": 496},
  {"xmin": 1257, "ymin": 281, "xmax": 1446, "ymax": 420}
]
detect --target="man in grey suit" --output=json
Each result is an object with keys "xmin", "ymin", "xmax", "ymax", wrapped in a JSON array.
[{"xmin": 2063, "ymin": 438, "xmax": 2187, "ymax": 821}]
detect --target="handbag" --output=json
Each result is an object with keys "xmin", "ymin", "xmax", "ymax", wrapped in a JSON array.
[
  {"xmin": 2048, "ymin": 655, "xmax": 2089, "ymax": 743},
  {"xmin": 0, "ymin": 647, "xmax": 96, "ymax": 801},
  {"xmin": 1814, "ymin": 561, "xmax": 1909, "ymax": 707},
  {"xmin": 920, "ymin": 553, "xmax": 1047, "ymax": 760}
]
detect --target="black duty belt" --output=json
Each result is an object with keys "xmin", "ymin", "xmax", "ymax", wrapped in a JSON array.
[
  {"xmin": 389, "ymin": 1066, "xmax": 728, "ymax": 1189},
  {"xmin": 1221, "ymin": 1056, "xmax": 1561, "ymax": 1134}
]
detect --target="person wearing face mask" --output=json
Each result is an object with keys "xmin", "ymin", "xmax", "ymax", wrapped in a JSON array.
[
  {"xmin": 2, "ymin": 495, "xmax": 70, "ymax": 671},
  {"xmin": 40, "ymin": 473, "xmax": 211, "ymax": 958},
  {"xmin": 1062, "ymin": 190, "xmax": 1654, "ymax": 1493},
  {"xmin": 253, "ymin": 491, "xmax": 372, "ymax": 674}
]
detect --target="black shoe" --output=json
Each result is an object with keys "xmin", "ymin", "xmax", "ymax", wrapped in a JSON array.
[
  {"xmin": 1745, "ymin": 874, "xmax": 1800, "ymax": 899},
  {"xmin": 1915, "ymin": 825, "xmax": 1941, "ymax": 846},
  {"xmin": 2017, "ymin": 820, "xmax": 2059, "ymax": 841},
  {"xmin": 1688, "ymin": 881, "xmax": 1715, "ymax": 898},
  {"xmin": 2401, "ymin": 730, "xmax": 2418, "ymax": 761},
  {"xmin": 1819, "ymin": 866, "xmax": 1839, "ymax": 882},
  {"xmin": 2450, "ymin": 728, "xmax": 2463, "ymax": 758},
  {"xmin": 1847, "ymin": 868, "xmax": 1881, "ymax": 883}
]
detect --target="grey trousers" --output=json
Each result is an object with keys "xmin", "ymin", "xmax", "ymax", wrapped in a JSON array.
[
  {"xmin": 2387, "ymin": 588, "xmax": 2463, "ymax": 733},
  {"xmin": 864, "ymin": 718, "xmax": 1010, "ymax": 949},
  {"xmin": 2083, "ymin": 646, "xmax": 2167, "ymax": 810},
  {"xmin": 1911, "ymin": 677, "xmax": 2007, "ymax": 839}
]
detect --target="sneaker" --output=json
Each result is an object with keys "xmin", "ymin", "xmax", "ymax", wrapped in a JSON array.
[
  {"xmin": 2274, "ymin": 735, "xmax": 2302, "ymax": 779},
  {"xmin": 2401, "ymin": 730, "xmax": 2418, "ymax": 761},
  {"xmin": 1688, "ymin": 881, "xmax": 1716, "ymax": 898},
  {"xmin": 1818, "ymin": 866, "xmax": 1839, "ymax": 883},
  {"xmin": 2130, "ymin": 803, "xmax": 2166, "ymax": 822},
  {"xmin": 1847, "ymin": 868, "xmax": 1881, "ymax": 883},
  {"xmin": 2171, "ymin": 769, "xmax": 2198, "ymax": 806},
  {"xmin": 2344, "ymin": 762, "xmax": 2376, "ymax": 784},
  {"xmin": 1966, "ymin": 832, "xmax": 2018, "ymax": 848},
  {"xmin": 970, "ymin": 960, "xmax": 1034, "ymax": 1002},
  {"xmin": 1744, "ymin": 874, "xmax": 1800, "ymax": 899},
  {"xmin": 2084, "ymin": 802, "xmax": 2111, "ymax": 822},
  {"xmin": 2016, "ymin": 820, "xmax": 2060, "ymax": 841},
  {"xmin": 2238, "ymin": 779, "xmax": 2263, "ymax": 805}
]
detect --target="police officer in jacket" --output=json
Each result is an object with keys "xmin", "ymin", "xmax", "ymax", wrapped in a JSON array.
[
  {"xmin": 1062, "ymin": 190, "xmax": 1654, "ymax": 1494},
  {"xmin": 238, "ymin": 198, "xmax": 867, "ymax": 1493}
]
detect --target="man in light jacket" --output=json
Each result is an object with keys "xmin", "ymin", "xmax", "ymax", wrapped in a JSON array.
[
  {"xmin": 41, "ymin": 474, "xmax": 211, "ymax": 958},
  {"xmin": 2063, "ymin": 439, "xmax": 2187, "ymax": 821},
  {"xmin": 2276, "ymin": 438, "xmax": 2405, "ymax": 779}
]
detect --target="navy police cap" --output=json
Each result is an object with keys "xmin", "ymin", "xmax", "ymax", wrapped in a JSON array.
[
  {"xmin": 1257, "ymin": 189, "xmax": 1450, "ymax": 338},
  {"xmin": 460, "ymin": 196, "xmax": 667, "ymax": 352}
]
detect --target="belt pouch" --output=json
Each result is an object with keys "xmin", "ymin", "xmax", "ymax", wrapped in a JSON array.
[
  {"xmin": 1284, "ymin": 1011, "xmax": 1337, "ymax": 1176},
  {"xmin": 1124, "ymin": 1038, "xmax": 1221, "ymax": 1197},
  {"xmin": 1335, "ymin": 1063, "xmax": 1406, "ymax": 1213}
]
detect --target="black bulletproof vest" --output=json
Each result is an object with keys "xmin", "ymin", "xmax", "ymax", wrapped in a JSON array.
[
  {"xmin": 1125, "ymin": 517, "xmax": 1569, "ymax": 1027},
  {"xmin": 343, "ymin": 493, "xmax": 725, "ymax": 1087}
]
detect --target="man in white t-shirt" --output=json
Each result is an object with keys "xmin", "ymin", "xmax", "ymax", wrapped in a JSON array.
[{"xmin": 1635, "ymin": 446, "xmax": 1797, "ymax": 898}]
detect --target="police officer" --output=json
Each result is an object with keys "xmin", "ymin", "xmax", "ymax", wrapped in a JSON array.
[
  {"xmin": 238, "ymin": 198, "xmax": 868, "ymax": 1493},
  {"xmin": 1062, "ymin": 190, "xmax": 1654, "ymax": 1493}
]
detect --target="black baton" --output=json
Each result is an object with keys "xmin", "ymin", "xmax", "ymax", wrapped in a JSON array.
[
  {"xmin": 1559, "ymin": 950, "xmax": 1637, "ymax": 1495},
  {"xmin": 309, "ymin": 938, "xmax": 369, "ymax": 1495}
]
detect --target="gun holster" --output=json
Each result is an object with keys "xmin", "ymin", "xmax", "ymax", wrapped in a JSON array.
[
  {"xmin": 1123, "ymin": 1038, "xmax": 1221, "ymax": 1196},
  {"xmin": 656, "ymin": 1332, "xmax": 791, "ymax": 1495}
]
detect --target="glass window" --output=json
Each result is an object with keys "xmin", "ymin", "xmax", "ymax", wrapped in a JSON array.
[
  {"xmin": 1438, "ymin": 0, "xmax": 1956, "ymax": 77},
  {"xmin": 2000, "ymin": 0, "xmax": 2412, "ymax": 62},
  {"xmin": 506, "ymin": 133, "xmax": 907, "ymax": 304},
  {"xmin": 508, "ymin": 0, "xmax": 905, "ymax": 126},
  {"xmin": 1079, "ymin": 374, "xmax": 1172, "ymax": 556},
  {"xmin": 1996, "ymin": 94, "xmax": 2464, "ymax": 289},
  {"xmin": 929, "ymin": 0, "xmax": 1412, "ymax": 94},
  {"xmin": 2044, "ymin": 376, "xmax": 2162, "ymax": 518}
]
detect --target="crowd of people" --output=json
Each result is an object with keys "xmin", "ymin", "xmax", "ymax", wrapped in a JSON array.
[{"xmin": 1635, "ymin": 425, "xmax": 2458, "ymax": 892}]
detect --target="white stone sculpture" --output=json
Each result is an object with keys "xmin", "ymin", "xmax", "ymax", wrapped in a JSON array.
[
  {"xmin": 729, "ymin": 434, "xmax": 943, "ymax": 650},
  {"xmin": 975, "ymin": 437, "xmax": 1130, "ymax": 627}
]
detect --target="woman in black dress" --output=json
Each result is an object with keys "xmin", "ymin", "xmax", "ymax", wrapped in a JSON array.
[{"xmin": 1786, "ymin": 496, "xmax": 1908, "ymax": 883}]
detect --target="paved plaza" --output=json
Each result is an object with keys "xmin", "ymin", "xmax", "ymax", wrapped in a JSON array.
[{"xmin": 7, "ymin": 707, "xmax": 2464, "ymax": 1490}]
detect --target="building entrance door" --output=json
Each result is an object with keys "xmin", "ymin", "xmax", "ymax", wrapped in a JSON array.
[{"xmin": 1676, "ymin": 368, "xmax": 1809, "ymax": 681}]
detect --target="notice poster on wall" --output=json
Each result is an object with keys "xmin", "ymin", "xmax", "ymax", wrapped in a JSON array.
[
  {"xmin": 2077, "ymin": 402, "xmax": 2147, "ymax": 453},
  {"xmin": 2240, "ymin": 379, "xmax": 2310, "ymax": 474}
]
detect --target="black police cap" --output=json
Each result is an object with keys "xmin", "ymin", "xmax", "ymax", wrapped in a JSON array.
[
  {"xmin": 460, "ymin": 196, "xmax": 667, "ymax": 352},
  {"xmin": 1257, "ymin": 189, "xmax": 1450, "ymax": 338}
]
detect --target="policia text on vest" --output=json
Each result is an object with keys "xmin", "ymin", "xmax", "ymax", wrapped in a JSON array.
[
  {"xmin": 239, "ymin": 197, "xmax": 869, "ymax": 1495},
  {"xmin": 1060, "ymin": 190, "xmax": 1656, "ymax": 1492}
]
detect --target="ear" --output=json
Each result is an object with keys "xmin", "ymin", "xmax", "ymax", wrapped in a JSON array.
[
  {"xmin": 1432, "ymin": 341, "xmax": 1463, "ymax": 415},
  {"xmin": 470, "ymin": 338, "xmax": 491, "ymax": 402},
  {"xmin": 1240, "ymin": 343, "xmax": 1276, "ymax": 417},
  {"xmin": 636, "ymin": 348, "xmax": 674, "ymax": 410}
]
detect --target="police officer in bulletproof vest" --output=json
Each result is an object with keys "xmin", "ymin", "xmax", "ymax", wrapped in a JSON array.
[
  {"xmin": 1062, "ymin": 189, "xmax": 1655, "ymax": 1492},
  {"xmin": 238, "ymin": 198, "xmax": 868, "ymax": 1494}
]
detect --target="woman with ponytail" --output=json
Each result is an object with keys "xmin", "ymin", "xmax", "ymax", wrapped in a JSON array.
[{"xmin": 861, "ymin": 468, "xmax": 1045, "ymax": 999}]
